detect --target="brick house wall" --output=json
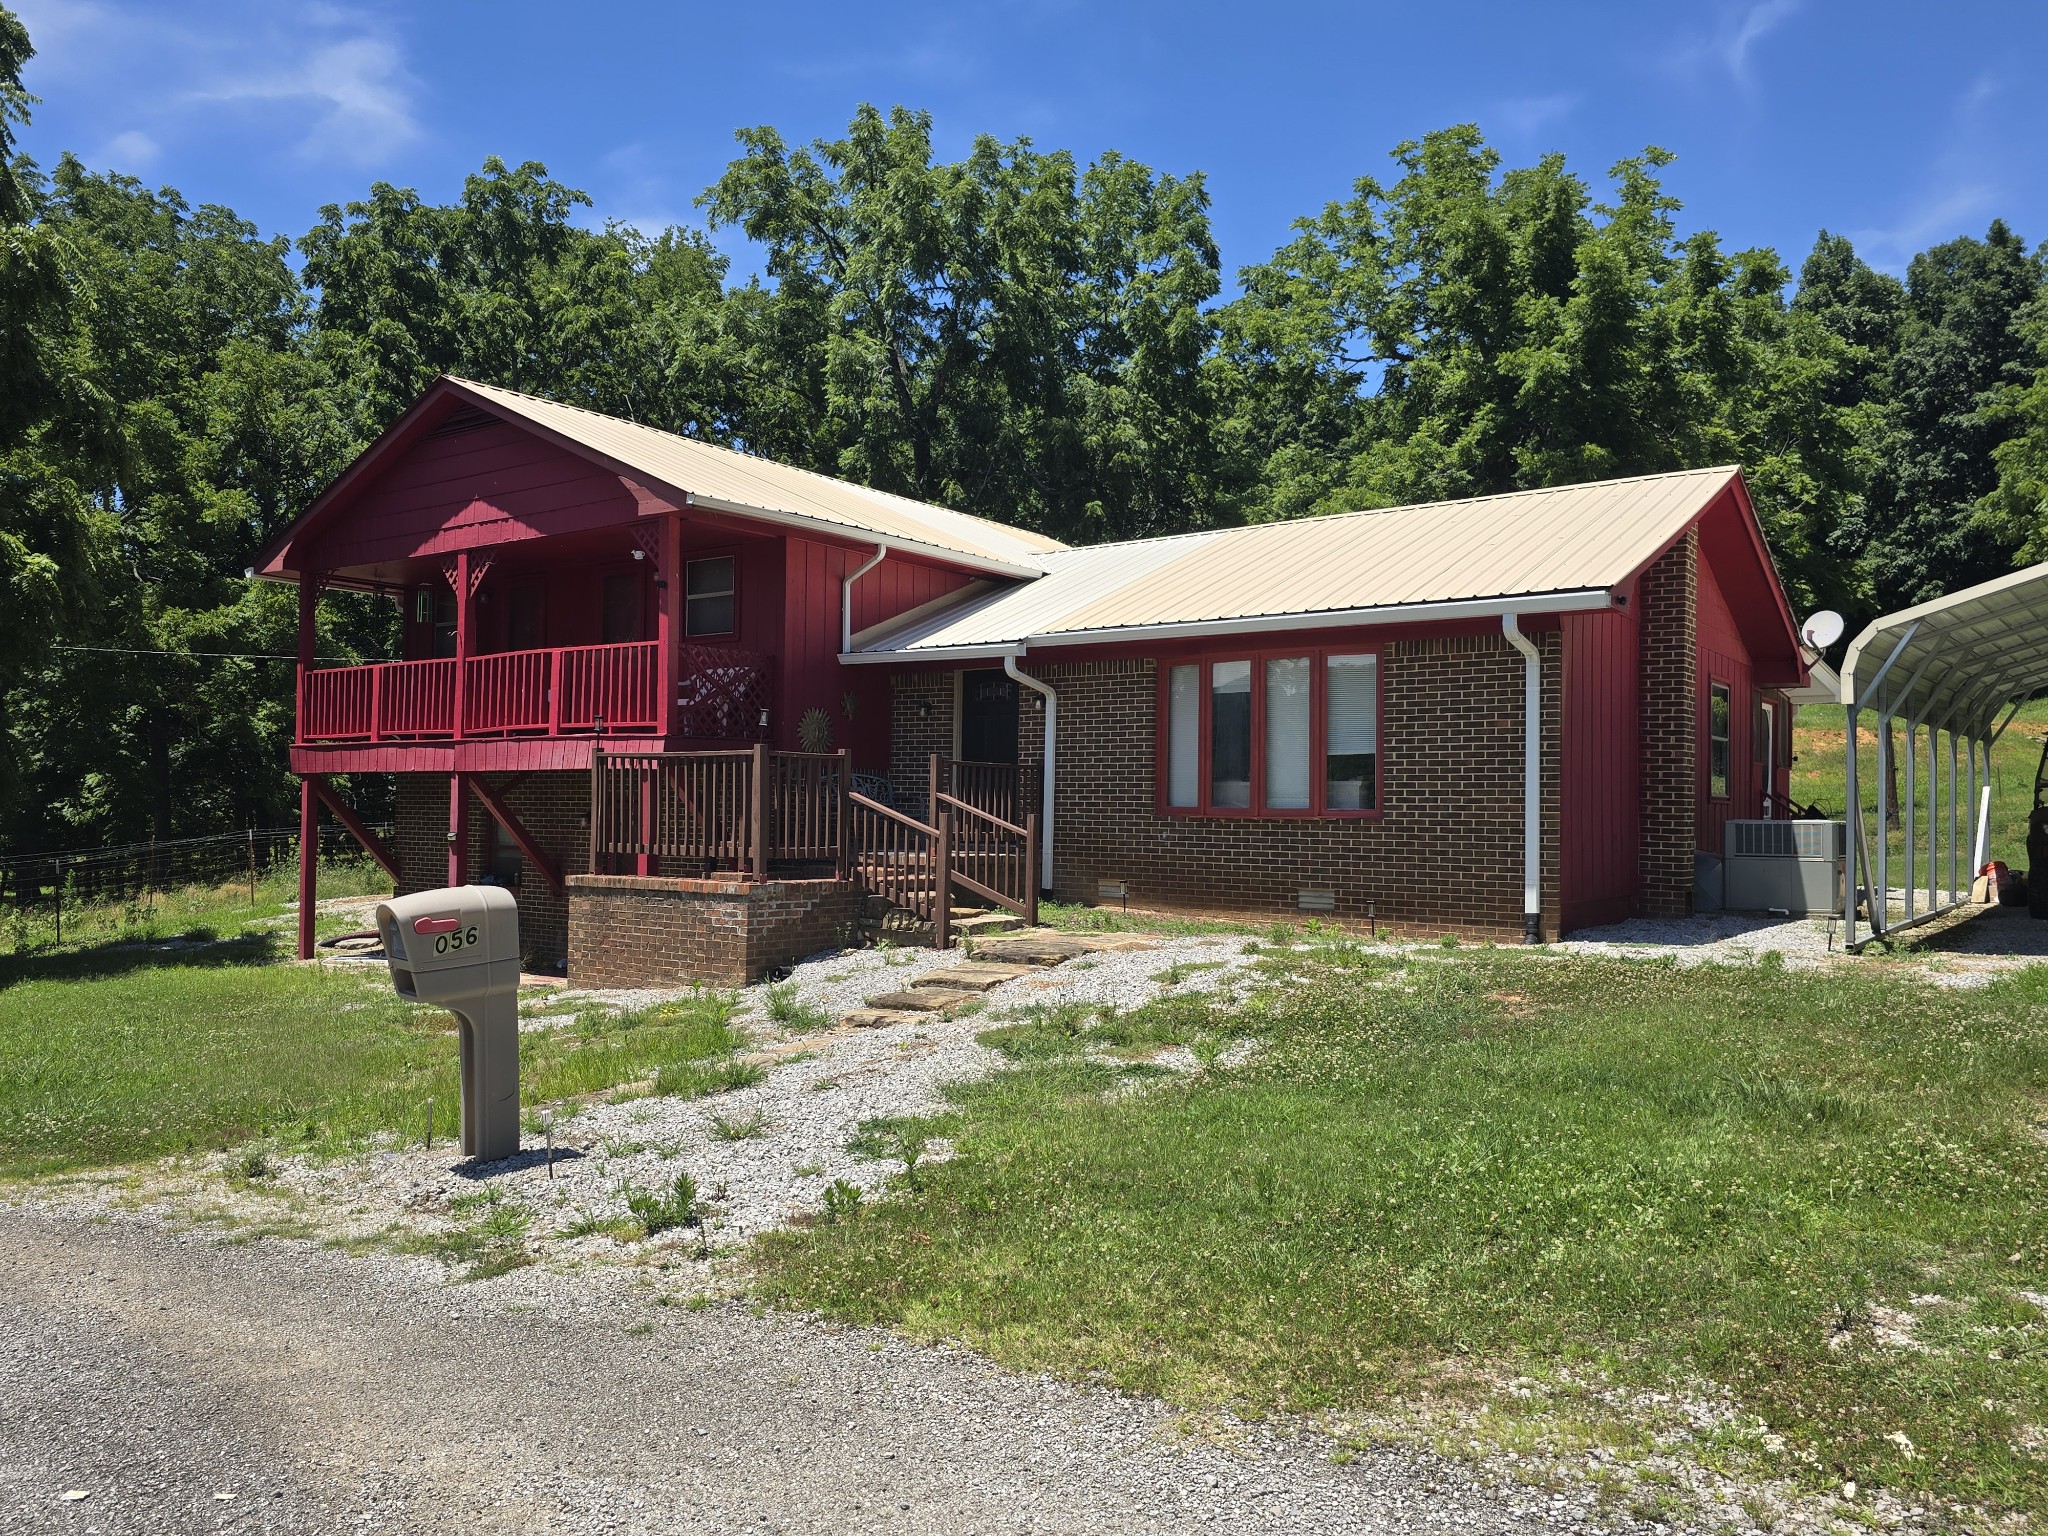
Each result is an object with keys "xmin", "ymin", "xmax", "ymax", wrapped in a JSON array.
[
  {"xmin": 393, "ymin": 771, "xmax": 592, "ymax": 970},
  {"xmin": 1636, "ymin": 530, "xmax": 1698, "ymax": 917},
  {"xmin": 888, "ymin": 672, "xmax": 956, "ymax": 814},
  {"xmin": 566, "ymin": 875, "xmax": 864, "ymax": 988},
  {"xmin": 972, "ymin": 631, "xmax": 1565, "ymax": 941}
]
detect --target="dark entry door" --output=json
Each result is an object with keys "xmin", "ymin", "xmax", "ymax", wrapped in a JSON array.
[{"xmin": 960, "ymin": 669, "xmax": 1018, "ymax": 764}]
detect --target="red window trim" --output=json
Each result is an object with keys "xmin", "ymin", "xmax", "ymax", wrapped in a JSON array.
[{"xmin": 1154, "ymin": 647, "xmax": 1384, "ymax": 821}]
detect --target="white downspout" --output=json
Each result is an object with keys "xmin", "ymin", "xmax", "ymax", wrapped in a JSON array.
[
  {"xmin": 1004, "ymin": 654, "xmax": 1056, "ymax": 894},
  {"xmin": 1502, "ymin": 615, "xmax": 1543, "ymax": 944},
  {"xmin": 841, "ymin": 543, "xmax": 888, "ymax": 655}
]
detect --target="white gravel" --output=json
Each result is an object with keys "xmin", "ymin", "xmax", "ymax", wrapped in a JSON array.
[{"xmin": 278, "ymin": 933, "xmax": 1266, "ymax": 1265}]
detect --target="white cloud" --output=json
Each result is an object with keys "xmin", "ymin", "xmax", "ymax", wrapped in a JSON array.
[
  {"xmin": 1668, "ymin": 0, "xmax": 1803, "ymax": 87},
  {"xmin": 11, "ymin": 1, "xmax": 420, "ymax": 170},
  {"xmin": 190, "ymin": 32, "xmax": 420, "ymax": 165},
  {"xmin": 97, "ymin": 127, "xmax": 158, "ymax": 171}
]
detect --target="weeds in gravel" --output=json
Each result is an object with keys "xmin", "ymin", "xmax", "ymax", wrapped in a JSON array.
[
  {"xmin": 848, "ymin": 1115, "xmax": 947, "ymax": 1188},
  {"xmin": 763, "ymin": 982, "xmax": 831, "ymax": 1032},
  {"xmin": 709, "ymin": 1108, "xmax": 769, "ymax": 1141},
  {"xmin": 624, "ymin": 1173, "xmax": 705, "ymax": 1237},
  {"xmin": 1151, "ymin": 959, "xmax": 1227, "ymax": 985},
  {"xmin": 759, "ymin": 951, "xmax": 2048, "ymax": 1524},
  {"xmin": 652, "ymin": 1057, "xmax": 765, "ymax": 1099}
]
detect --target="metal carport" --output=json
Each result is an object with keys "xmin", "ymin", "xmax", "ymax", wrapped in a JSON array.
[{"xmin": 1838, "ymin": 559, "xmax": 2048, "ymax": 948}]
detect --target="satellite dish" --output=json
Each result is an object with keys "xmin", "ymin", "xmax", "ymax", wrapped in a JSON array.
[{"xmin": 1801, "ymin": 610, "xmax": 1845, "ymax": 652}]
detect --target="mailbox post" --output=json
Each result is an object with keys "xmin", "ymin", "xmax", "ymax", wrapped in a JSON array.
[{"xmin": 375, "ymin": 886, "xmax": 523, "ymax": 1161}]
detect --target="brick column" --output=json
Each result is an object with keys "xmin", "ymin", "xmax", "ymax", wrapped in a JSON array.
[{"xmin": 1636, "ymin": 530, "xmax": 1699, "ymax": 916}]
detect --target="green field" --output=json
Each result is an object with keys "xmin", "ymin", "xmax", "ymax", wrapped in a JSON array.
[
  {"xmin": 1791, "ymin": 698, "xmax": 2048, "ymax": 881},
  {"xmin": 758, "ymin": 945, "xmax": 2048, "ymax": 1522}
]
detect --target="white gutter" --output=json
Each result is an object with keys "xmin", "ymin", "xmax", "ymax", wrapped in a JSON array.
[
  {"xmin": 833, "ymin": 587, "xmax": 1615, "ymax": 663},
  {"xmin": 683, "ymin": 491, "xmax": 1047, "ymax": 581},
  {"xmin": 1004, "ymin": 656, "xmax": 1057, "ymax": 894},
  {"xmin": 1501, "ymin": 614, "xmax": 1543, "ymax": 945},
  {"xmin": 842, "ymin": 543, "xmax": 888, "ymax": 655}
]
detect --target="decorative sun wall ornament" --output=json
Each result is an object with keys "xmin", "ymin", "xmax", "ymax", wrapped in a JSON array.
[{"xmin": 798, "ymin": 707, "xmax": 835, "ymax": 754}]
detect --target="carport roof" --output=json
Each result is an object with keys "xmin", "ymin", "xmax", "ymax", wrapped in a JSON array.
[{"xmin": 1838, "ymin": 559, "xmax": 2048, "ymax": 734}]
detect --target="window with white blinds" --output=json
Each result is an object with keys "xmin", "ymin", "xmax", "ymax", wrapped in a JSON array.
[{"xmin": 1157, "ymin": 649, "xmax": 1381, "ymax": 817}]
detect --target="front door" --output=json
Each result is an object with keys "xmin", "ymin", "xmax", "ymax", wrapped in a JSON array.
[{"xmin": 960, "ymin": 669, "xmax": 1018, "ymax": 764}]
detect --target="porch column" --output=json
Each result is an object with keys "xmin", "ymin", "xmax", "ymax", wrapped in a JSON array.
[
  {"xmin": 297, "ymin": 776, "xmax": 317, "ymax": 961},
  {"xmin": 451, "ymin": 549, "xmax": 471, "ymax": 739},
  {"xmin": 295, "ymin": 570, "xmax": 320, "ymax": 744},
  {"xmin": 448, "ymin": 771, "xmax": 470, "ymax": 887},
  {"xmin": 656, "ymin": 513, "xmax": 680, "ymax": 741}
]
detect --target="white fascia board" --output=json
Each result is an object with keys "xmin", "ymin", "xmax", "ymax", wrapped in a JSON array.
[
  {"xmin": 683, "ymin": 492, "xmax": 1047, "ymax": 580},
  {"xmin": 836, "ymin": 589, "xmax": 1616, "ymax": 664},
  {"xmin": 839, "ymin": 643, "xmax": 1022, "ymax": 665},
  {"xmin": 1016, "ymin": 589, "xmax": 1617, "ymax": 649}
]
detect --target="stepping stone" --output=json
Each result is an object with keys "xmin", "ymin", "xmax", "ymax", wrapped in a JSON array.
[
  {"xmin": 1071, "ymin": 934, "xmax": 1160, "ymax": 953},
  {"xmin": 953, "ymin": 912, "xmax": 1025, "ymax": 937},
  {"xmin": 964, "ymin": 934, "xmax": 1097, "ymax": 966},
  {"xmin": 912, "ymin": 962, "xmax": 1035, "ymax": 992},
  {"xmin": 840, "ymin": 1009, "xmax": 915, "ymax": 1029},
  {"xmin": 864, "ymin": 988, "xmax": 982, "ymax": 1013}
]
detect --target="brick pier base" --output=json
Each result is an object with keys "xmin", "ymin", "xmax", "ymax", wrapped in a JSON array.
[{"xmin": 565, "ymin": 875, "xmax": 864, "ymax": 988}]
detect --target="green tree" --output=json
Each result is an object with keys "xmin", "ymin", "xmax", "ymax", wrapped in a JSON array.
[
  {"xmin": 1219, "ymin": 126, "xmax": 1866, "ymax": 612},
  {"xmin": 1849, "ymin": 222, "xmax": 2044, "ymax": 612},
  {"xmin": 701, "ymin": 104, "xmax": 1234, "ymax": 542},
  {"xmin": 1981, "ymin": 284, "xmax": 2048, "ymax": 560}
]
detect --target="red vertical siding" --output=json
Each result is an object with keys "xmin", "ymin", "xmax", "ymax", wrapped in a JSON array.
[
  {"xmin": 1560, "ymin": 606, "xmax": 1640, "ymax": 932},
  {"xmin": 781, "ymin": 540, "xmax": 986, "ymax": 771},
  {"xmin": 1695, "ymin": 546, "xmax": 1756, "ymax": 856}
]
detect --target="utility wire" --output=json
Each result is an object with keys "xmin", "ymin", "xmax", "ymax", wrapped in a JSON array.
[{"xmin": 50, "ymin": 644, "xmax": 310, "ymax": 661}]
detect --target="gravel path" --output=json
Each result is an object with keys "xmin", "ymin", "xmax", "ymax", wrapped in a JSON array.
[
  {"xmin": 0, "ymin": 1204, "xmax": 1651, "ymax": 1536},
  {"xmin": 256, "ymin": 934, "xmax": 1267, "ymax": 1269}
]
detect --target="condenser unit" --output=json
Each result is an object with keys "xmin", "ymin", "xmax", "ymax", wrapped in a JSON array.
[{"xmin": 1722, "ymin": 820, "xmax": 1844, "ymax": 914}]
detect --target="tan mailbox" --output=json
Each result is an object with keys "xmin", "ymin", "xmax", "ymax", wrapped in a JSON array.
[{"xmin": 375, "ymin": 886, "xmax": 522, "ymax": 1162}]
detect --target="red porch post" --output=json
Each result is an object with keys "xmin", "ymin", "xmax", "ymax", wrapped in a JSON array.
[
  {"xmin": 450, "ymin": 549, "xmax": 471, "ymax": 740},
  {"xmin": 448, "ymin": 771, "xmax": 470, "ymax": 886},
  {"xmin": 297, "ymin": 776, "xmax": 317, "ymax": 960},
  {"xmin": 656, "ymin": 512, "xmax": 680, "ymax": 742},
  {"xmin": 294, "ymin": 570, "xmax": 319, "ymax": 744}
]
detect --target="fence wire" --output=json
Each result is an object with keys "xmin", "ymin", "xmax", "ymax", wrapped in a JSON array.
[{"xmin": 1, "ymin": 824, "xmax": 390, "ymax": 930}]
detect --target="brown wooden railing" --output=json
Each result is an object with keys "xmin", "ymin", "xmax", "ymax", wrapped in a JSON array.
[
  {"xmin": 848, "ymin": 792, "xmax": 949, "ymax": 950},
  {"xmin": 929, "ymin": 755, "xmax": 1019, "ymax": 826},
  {"xmin": 936, "ymin": 792, "xmax": 1037, "ymax": 925},
  {"xmin": 591, "ymin": 746, "xmax": 850, "ymax": 876},
  {"xmin": 587, "ymin": 747, "xmax": 1038, "ymax": 946}
]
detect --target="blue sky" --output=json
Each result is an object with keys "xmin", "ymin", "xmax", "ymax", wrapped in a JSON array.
[{"xmin": 10, "ymin": 0, "xmax": 2044, "ymax": 286}]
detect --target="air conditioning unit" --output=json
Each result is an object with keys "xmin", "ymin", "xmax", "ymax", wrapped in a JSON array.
[{"xmin": 1722, "ymin": 820, "xmax": 1844, "ymax": 914}]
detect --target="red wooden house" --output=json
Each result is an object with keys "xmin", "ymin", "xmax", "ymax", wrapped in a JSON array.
[{"xmin": 257, "ymin": 378, "xmax": 1807, "ymax": 981}]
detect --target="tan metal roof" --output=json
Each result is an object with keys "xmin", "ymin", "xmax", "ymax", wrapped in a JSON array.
[
  {"xmin": 448, "ymin": 378, "xmax": 1068, "ymax": 577},
  {"xmin": 1838, "ymin": 559, "xmax": 2048, "ymax": 735},
  {"xmin": 852, "ymin": 466, "xmax": 1743, "ymax": 655}
]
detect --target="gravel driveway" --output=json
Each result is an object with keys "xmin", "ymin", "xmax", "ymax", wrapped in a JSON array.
[{"xmin": 0, "ymin": 1205, "xmax": 1641, "ymax": 1536}]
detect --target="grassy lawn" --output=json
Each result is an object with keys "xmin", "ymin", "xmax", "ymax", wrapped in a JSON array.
[
  {"xmin": 1792, "ymin": 698, "xmax": 2048, "ymax": 878},
  {"xmin": 0, "ymin": 942, "xmax": 748, "ymax": 1180},
  {"xmin": 756, "ymin": 945, "xmax": 2048, "ymax": 1521}
]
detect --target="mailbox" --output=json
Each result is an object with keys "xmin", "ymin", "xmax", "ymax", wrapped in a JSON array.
[{"xmin": 375, "ymin": 886, "xmax": 523, "ymax": 1162}]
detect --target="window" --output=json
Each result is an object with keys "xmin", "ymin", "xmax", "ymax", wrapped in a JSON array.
[
  {"xmin": 1210, "ymin": 661, "xmax": 1252, "ymax": 807},
  {"xmin": 1325, "ymin": 653, "xmax": 1378, "ymax": 810},
  {"xmin": 601, "ymin": 571, "xmax": 644, "ymax": 644},
  {"xmin": 1166, "ymin": 664, "xmax": 1200, "ymax": 807},
  {"xmin": 685, "ymin": 556, "xmax": 736, "ymax": 637},
  {"xmin": 1160, "ymin": 649, "xmax": 1380, "ymax": 817},
  {"xmin": 1709, "ymin": 681, "xmax": 1732, "ymax": 799}
]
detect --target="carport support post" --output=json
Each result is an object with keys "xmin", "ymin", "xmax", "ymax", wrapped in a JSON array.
[
  {"xmin": 1875, "ymin": 717, "xmax": 1890, "ymax": 931},
  {"xmin": 1843, "ymin": 705, "xmax": 1860, "ymax": 947},
  {"xmin": 297, "ymin": 776, "xmax": 317, "ymax": 961},
  {"xmin": 1902, "ymin": 720, "xmax": 1917, "ymax": 922}
]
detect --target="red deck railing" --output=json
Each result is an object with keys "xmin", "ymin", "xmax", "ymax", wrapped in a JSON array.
[{"xmin": 298, "ymin": 641, "xmax": 769, "ymax": 744}]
